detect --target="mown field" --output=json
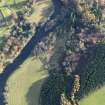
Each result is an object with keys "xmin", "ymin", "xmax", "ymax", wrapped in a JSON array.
[
  {"xmin": 0, "ymin": 0, "xmax": 26, "ymax": 6},
  {"xmin": 8, "ymin": 0, "xmax": 25, "ymax": 4},
  {"xmin": 5, "ymin": 57, "xmax": 48, "ymax": 105},
  {"xmin": 0, "ymin": 0, "xmax": 27, "ymax": 17},
  {"xmin": 0, "ymin": 27, "xmax": 10, "ymax": 37},
  {"xmin": 80, "ymin": 86, "xmax": 105, "ymax": 105}
]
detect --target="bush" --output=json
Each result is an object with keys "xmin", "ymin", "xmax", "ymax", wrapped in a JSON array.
[
  {"xmin": 91, "ymin": 2, "xmax": 102, "ymax": 24},
  {"xmin": 40, "ymin": 73, "xmax": 66, "ymax": 105}
]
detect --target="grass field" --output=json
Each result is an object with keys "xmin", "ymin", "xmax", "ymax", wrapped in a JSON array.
[
  {"xmin": 0, "ymin": 26, "xmax": 10, "ymax": 37},
  {"xmin": 0, "ymin": 0, "xmax": 26, "ymax": 6},
  {"xmin": 8, "ymin": 0, "xmax": 26, "ymax": 4},
  {"xmin": 5, "ymin": 57, "xmax": 48, "ymax": 105},
  {"xmin": 0, "ymin": 7, "xmax": 12, "ymax": 17},
  {"xmin": 80, "ymin": 86, "xmax": 105, "ymax": 105}
]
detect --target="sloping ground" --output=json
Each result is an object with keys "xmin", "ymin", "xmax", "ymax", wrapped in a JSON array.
[
  {"xmin": 5, "ymin": 57, "xmax": 48, "ymax": 105},
  {"xmin": 80, "ymin": 86, "xmax": 105, "ymax": 105}
]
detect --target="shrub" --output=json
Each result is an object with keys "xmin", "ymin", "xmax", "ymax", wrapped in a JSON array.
[{"xmin": 40, "ymin": 73, "xmax": 66, "ymax": 105}]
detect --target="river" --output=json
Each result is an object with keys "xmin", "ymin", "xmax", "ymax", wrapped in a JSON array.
[{"xmin": 0, "ymin": 0, "xmax": 68, "ymax": 105}]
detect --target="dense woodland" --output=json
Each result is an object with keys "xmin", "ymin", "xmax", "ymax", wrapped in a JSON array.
[
  {"xmin": 40, "ymin": 0, "xmax": 105, "ymax": 105},
  {"xmin": 76, "ymin": 44, "xmax": 105, "ymax": 99}
]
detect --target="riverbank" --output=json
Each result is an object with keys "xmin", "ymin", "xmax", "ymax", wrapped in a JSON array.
[{"xmin": 0, "ymin": 0, "xmax": 52, "ymax": 74}]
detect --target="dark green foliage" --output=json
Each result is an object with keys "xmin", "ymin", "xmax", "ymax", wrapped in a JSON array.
[
  {"xmin": 40, "ymin": 73, "xmax": 66, "ymax": 105},
  {"xmin": 76, "ymin": 44, "xmax": 105, "ymax": 99},
  {"xmin": 0, "ymin": 37, "xmax": 6, "ymax": 50},
  {"xmin": 65, "ymin": 75, "xmax": 74, "ymax": 96},
  {"xmin": 10, "ymin": 11, "xmax": 32, "ymax": 38},
  {"xmin": 91, "ymin": 2, "xmax": 102, "ymax": 24},
  {"xmin": 64, "ymin": 7, "xmax": 83, "ymax": 32}
]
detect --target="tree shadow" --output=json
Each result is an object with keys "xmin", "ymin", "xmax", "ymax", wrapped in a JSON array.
[{"xmin": 26, "ymin": 78, "xmax": 47, "ymax": 105}]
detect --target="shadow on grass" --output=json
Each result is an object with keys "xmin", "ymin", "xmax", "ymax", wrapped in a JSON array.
[{"xmin": 26, "ymin": 78, "xmax": 47, "ymax": 105}]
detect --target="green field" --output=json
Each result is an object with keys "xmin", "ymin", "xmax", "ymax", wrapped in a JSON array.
[
  {"xmin": 5, "ymin": 57, "xmax": 48, "ymax": 105},
  {"xmin": 0, "ymin": 7, "xmax": 12, "ymax": 17},
  {"xmin": 80, "ymin": 86, "xmax": 105, "ymax": 105},
  {"xmin": 0, "ymin": 0, "xmax": 26, "ymax": 16},
  {"xmin": 8, "ymin": 0, "xmax": 26, "ymax": 4},
  {"xmin": 0, "ymin": 0, "xmax": 26, "ymax": 6},
  {"xmin": 0, "ymin": 27, "xmax": 9, "ymax": 37}
]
